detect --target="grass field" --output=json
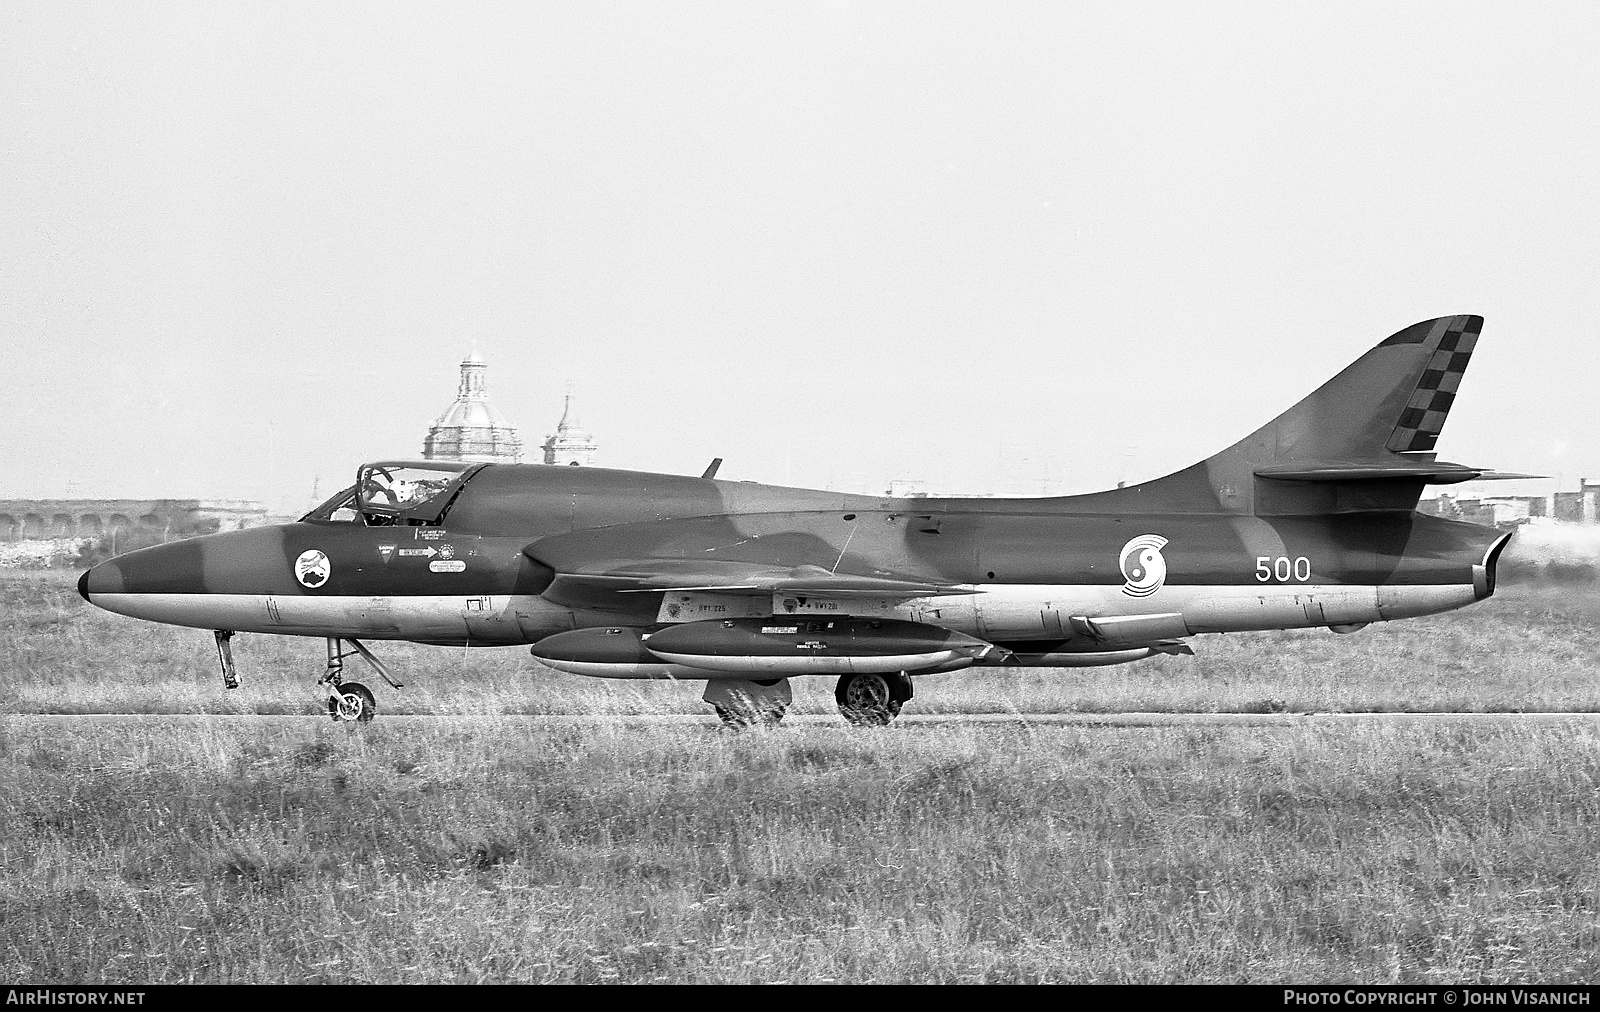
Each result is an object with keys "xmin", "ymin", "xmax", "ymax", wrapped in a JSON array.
[
  {"xmin": 4, "ymin": 569, "xmax": 1598, "ymax": 716},
  {"xmin": 2, "ymin": 715, "xmax": 1597, "ymax": 983},
  {"xmin": 2, "ymin": 568, "xmax": 1598, "ymax": 982}
]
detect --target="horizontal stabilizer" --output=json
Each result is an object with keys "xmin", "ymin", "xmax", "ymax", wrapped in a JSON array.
[
  {"xmin": 1460, "ymin": 470, "xmax": 1547, "ymax": 481},
  {"xmin": 1256, "ymin": 461, "xmax": 1485, "ymax": 484},
  {"xmin": 1256, "ymin": 461, "xmax": 1546, "ymax": 485}
]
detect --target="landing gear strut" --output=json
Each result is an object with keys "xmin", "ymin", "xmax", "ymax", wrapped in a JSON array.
[
  {"xmin": 213, "ymin": 630, "xmax": 239, "ymax": 689},
  {"xmin": 319, "ymin": 638, "xmax": 402, "ymax": 723},
  {"xmin": 836, "ymin": 671, "xmax": 913, "ymax": 726}
]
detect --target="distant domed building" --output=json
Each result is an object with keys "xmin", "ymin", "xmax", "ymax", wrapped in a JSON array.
[
  {"xmin": 422, "ymin": 350, "xmax": 524, "ymax": 464},
  {"xmin": 542, "ymin": 392, "xmax": 598, "ymax": 466}
]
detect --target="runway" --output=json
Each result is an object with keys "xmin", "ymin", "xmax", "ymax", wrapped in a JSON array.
[{"xmin": 3, "ymin": 710, "xmax": 1597, "ymax": 728}]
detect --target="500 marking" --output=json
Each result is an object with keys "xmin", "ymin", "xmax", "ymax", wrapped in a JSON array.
[{"xmin": 1256, "ymin": 556, "xmax": 1311, "ymax": 582}]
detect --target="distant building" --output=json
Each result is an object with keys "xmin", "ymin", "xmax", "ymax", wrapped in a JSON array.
[
  {"xmin": 1552, "ymin": 480, "xmax": 1600, "ymax": 524},
  {"xmin": 1420, "ymin": 489, "xmax": 1578, "ymax": 528},
  {"xmin": 1477, "ymin": 498, "xmax": 1537, "ymax": 525},
  {"xmin": 542, "ymin": 392, "xmax": 598, "ymax": 466},
  {"xmin": 0, "ymin": 499, "xmax": 267, "ymax": 543},
  {"xmin": 1501, "ymin": 495, "xmax": 1548, "ymax": 518},
  {"xmin": 1419, "ymin": 494, "xmax": 1518, "ymax": 527},
  {"xmin": 422, "ymin": 350, "xmax": 524, "ymax": 464}
]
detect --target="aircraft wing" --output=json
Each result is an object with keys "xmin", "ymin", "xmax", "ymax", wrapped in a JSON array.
[
  {"xmin": 523, "ymin": 517, "xmax": 980, "ymax": 608},
  {"xmin": 535, "ymin": 560, "xmax": 979, "ymax": 608}
]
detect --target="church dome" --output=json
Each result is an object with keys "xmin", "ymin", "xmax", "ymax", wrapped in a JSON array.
[
  {"xmin": 433, "ymin": 396, "xmax": 513, "ymax": 431},
  {"xmin": 422, "ymin": 350, "xmax": 524, "ymax": 464}
]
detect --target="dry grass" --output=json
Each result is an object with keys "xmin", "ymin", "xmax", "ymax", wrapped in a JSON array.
[
  {"xmin": 2, "ymin": 716, "xmax": 1597, "ymax": 983},
  {"xmin": 4, "ymin": 569, "xmax": 1597, "ymax": 716},
  {"xmin": 3, "ymin": 569, "xmax": 1598, "ymax": 983}
]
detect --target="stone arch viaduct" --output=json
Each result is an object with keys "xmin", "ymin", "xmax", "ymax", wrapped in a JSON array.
[{"xmin": 0, "ymin": 500, "xmax": 267, "ymax": 543}]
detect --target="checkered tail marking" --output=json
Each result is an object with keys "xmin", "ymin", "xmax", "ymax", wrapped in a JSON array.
[{"xmin": 1385, "ymin": 315, "xmax": 1481, "ymax": 453}]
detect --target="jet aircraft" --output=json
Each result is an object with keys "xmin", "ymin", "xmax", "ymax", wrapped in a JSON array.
[{"xmin": 79, "ymin": 316, "xmax": 1519, "ymax": 726}]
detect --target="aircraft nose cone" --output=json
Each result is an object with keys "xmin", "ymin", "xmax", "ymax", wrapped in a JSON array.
[{"xmin": 78, "ymin": 559, "xmax": 126, "ymax": 604}]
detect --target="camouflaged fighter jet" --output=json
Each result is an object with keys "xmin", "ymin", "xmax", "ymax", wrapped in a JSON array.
[{"xmin": 79, "ymin": 315, "xmax": 1522, "ymax": 726}]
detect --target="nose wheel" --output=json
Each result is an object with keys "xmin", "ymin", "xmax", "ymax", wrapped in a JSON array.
[
  {"xmin": 318, "ymin": 638, "xmax": 402, "ymax": 723},
  {"xmin": 328, "ymin": 682, "xmax": 376, "ymax": 723}
]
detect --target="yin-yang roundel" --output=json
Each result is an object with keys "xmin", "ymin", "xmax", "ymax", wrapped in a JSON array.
[{"xmin": 1118, "ymin": 535, "xmax": 1169, "ymax": 598}]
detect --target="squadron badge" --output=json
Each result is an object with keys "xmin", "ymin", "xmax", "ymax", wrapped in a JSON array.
[
  {"xmin": 1118, "ymin": 535, "xmax": 1168, "ymax": 598},
  {"xmin": 295, "ymin": 549, "xmax": 332, "ymax": 588}
]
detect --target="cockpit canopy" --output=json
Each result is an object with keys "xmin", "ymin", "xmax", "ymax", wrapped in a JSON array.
[{"xmin": 302, "ymin": 461, "xmax": 484, "ymax": 526}]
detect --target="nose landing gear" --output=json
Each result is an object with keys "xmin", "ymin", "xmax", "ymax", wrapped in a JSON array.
[
  {"xmin": 319, "ymin": 638, "xmax": 402, "ymax": 723},
  {"xmin": 328, "ymin": 681, "xmax": 377, "ymax": 723}
]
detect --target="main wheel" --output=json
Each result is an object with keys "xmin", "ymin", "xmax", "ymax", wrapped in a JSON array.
[
  {"xmin": 714, "ymin": 701, "xmax": 789, "ymax": 729},
  {"xmin": 328, "ymin": 681, "xmax": 377, "ymax": 723},
  {"xmin": 703, "ymin": 677, "xmax": 792, "ymax": 729},
  {"xmin": 836, "ymin": 672, "xmax": 910, "ymax": 726}
]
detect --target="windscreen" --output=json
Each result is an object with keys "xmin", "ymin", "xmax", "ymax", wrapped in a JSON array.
[
  {"xmin": 301, "ymin": 485, "xmax": 362, "ymax": 523},
  {"xmin": 355, "ymin": 462, "xmax": 480, "ymax": 525}
]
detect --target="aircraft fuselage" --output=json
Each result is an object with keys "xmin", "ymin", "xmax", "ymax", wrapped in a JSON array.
[
  {"xmin": 80, "ymin": 462, "xmax": 1506, "ymax": 668},
  {"xmin": 71, "ymin": 315, "xmax": 1522, "ymax": 725}
]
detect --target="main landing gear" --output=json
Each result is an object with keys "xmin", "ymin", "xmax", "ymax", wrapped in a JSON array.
[
  {"xmin": 703, "ymin": 678, "xmax": 791, "ymax": 729},
  {"xmin": 700, "ymin": 673, "xmax": 916, "ymax": 728},
  {"xmin": 835, "ymin": 671, "xmax": 913, "ymax": 726},
  {"xmin": 319, "ymin": 638, "xmax": 403, "ymax": 724}
]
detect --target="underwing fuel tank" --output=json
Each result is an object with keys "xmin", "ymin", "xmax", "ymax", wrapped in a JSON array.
[
  {"xmin": 530, "ymin": 627, "xmax": 708, "ymax": 680},
  {"xmin": 641, "ymin": 617, "xmax": 1001, "ymax": 675}
]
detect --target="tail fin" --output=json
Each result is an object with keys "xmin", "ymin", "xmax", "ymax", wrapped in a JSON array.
[
  {"xmin": 1249, "ymin": 314, "xmax": 1483, "ymax": 465},
  {"xmin": 1111, "ymin": 316, "xmax": 1491, "ymax": 515}
]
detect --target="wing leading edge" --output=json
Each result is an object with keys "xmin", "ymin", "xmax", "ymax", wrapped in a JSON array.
[{"xmin": 534, "ymin": 560, "xmax": 981, "ymax": 601}]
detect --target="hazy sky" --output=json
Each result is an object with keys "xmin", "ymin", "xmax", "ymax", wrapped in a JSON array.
[{"xmin": 3, "ymin": 2, "xmax": 1596, "ymax": 511}]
